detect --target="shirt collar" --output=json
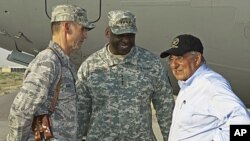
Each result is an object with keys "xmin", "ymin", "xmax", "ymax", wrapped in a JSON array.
[{"xmin": 178, "ymin": 63, "xmax": 207, "ymax": 88}]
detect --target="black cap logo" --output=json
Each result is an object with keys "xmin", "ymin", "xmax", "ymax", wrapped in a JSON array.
[{"xmin": 171, "ymin": 37, "xmax": 179, "ymax": 48}]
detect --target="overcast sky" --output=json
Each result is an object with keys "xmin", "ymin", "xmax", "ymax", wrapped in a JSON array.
[{"xmin": 0, "ymin": 48, "xmax": 24, "ymax": 67}]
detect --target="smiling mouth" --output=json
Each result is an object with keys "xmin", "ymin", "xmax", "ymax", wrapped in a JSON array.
[
  {"xmin": 120, "ymin": 45, "xmax": 128, "ymax": 49},
  {"xmin": 174, "ymin": 69, "xmax": 182, "ymax": 73}
]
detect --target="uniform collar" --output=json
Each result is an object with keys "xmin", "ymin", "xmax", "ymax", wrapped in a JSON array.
[
  {"xmin": 102, "ymin": 43, "xmax": 138, "ymax": 67},
  {"xmin": 48, "ymin": 40, "xmax": 71, "ymax": 67}
]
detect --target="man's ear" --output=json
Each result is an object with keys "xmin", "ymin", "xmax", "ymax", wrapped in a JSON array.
[
  {"xmin": 63, "ymin": 22, "xmax": 72, "ymax": 34},
  {"xmin": 105, "ymin": 27, "xmax": 110, "ymax": 38},
  {"xmin": 195, "ymin": 52, "xmax": 202, "ymax": 66}
]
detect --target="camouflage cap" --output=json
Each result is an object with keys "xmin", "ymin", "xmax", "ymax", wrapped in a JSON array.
[
  {"xmin": 51, "ymin": 4, "xmax": 95, "ymax": 30},
  {"xmin": 108, "ymin": 10, "xmax": 137, "ymax": 35}
]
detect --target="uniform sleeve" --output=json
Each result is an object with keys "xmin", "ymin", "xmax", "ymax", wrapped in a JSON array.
[
  {"xmin": 76, "ymin": 63, "xmax": 92, "ymax": 141},
  {"xmin": 211, "ymin": 81, "xmax": 250, "ymax": 141},
  {"xmin": 6, "ymin": 53, "xmax": 57, "ymax": 141},
  {"xmin": 151, "ymin": 64, "xmax": 175, "ymax": 141}
]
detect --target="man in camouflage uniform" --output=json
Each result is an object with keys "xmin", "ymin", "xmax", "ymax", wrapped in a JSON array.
[
  {"xmin": 77, "ymin": 10, "xmax": 174, "ymax": 141},
  {"xmin": 6, "ymin": 4, "xmax": 95, "ymax": 141}
]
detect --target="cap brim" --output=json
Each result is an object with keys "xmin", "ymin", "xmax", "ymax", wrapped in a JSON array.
[
  {"xmin": 79, "ymin": 22, "xmax": 95, "ymax": 31},
  {"xmin": 111, "ymin": 28, "xmax": 137, "ymax": 35},
  {"xmin": 160, "ymin": 51, "xmax": 170, "ymax": 58},
  {"xmin": 85, "ymin": 23, "xmax": 95, "ymax": 31}
]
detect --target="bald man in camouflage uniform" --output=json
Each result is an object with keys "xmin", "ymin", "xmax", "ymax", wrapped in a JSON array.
[
  {"xmin": 6, "ymin": 4, "xmax": 95, "ymax": 141},
  {"xmin": 77, "ymin": 10, "xmax": 174, "ymax": 141}
]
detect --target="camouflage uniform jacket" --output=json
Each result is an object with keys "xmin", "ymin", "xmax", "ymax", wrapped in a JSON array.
[
  {"xmin": 7, "ymin": 41, "xmax": 78, "ymax": 141},
  {"xmin": 77, "ymin": 44, "xmax": 175, "ymax": 141}
]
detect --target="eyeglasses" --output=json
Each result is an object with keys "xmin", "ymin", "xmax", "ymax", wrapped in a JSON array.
[{"xmin": 167, "ymin": 52, "xmax": 197, "ymax": 64}]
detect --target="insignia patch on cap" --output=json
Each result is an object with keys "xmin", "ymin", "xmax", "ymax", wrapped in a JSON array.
[
  {"xmin": 108, "ymin": 10, "xmax": 137, "ymax": 34},
  {"xmin": 117, "ymin": 18, "xmax": 133, "ymax": 27},
  {"xmin": 171, "ymin": 37, "xmax": 179, "ymax": 48}
]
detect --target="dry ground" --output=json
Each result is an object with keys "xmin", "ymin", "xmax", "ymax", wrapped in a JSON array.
[{"xmin": 0, "ymin": 72, "xmax": 23, "ymax": 96}]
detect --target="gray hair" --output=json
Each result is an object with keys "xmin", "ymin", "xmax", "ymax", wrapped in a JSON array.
[{"xmin": 190, "ymin": 51, "xmax": 206, "ymax": 63}]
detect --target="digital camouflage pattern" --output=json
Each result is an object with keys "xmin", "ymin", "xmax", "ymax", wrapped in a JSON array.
[
  {"xmin": 6, "ymin": 41, "xmax": 78, "ymax": 141},
  {"xmin": 77, "ymin": 44, "xmax": 175, "ymax": 141},
  {"xmin": 51, "ymin": 4, "xmax": 95, "ymax": 30},
  {"xmin": 108, "ymin": 10, "xmax": 137, "ymax": 35}
]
